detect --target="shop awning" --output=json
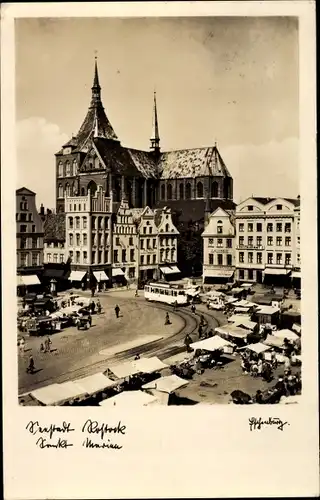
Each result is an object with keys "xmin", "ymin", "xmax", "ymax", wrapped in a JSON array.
[
  {"xmin": 17, "ymin": 274, "xmax": 41, "ymax": 286},
  {"xmin": 93, "ymin": 271, "xmax": 109, "ymax": 282},
  {"xmin": 134, "ymin": 357, "xmax": 168, "ymax": 374},
  {"xmin": 142, "ymin": 375, "xmax": 189, "ymax": 394},
  {"xmin": 264, "ymin": 268, "xmax": 291, "ymax": 276},
  {"xmin": 291, "ymin": 271, "xmax": 301, "ymax": 279},
  {"xmin": 203, "ymin": 269, "xmax": 234, "ymax": 278},
  {"xmin": 112, "ymin": 268, "xmax": 125, "ymax": 277},
  {"xmin": 160, "ymin": 266, "xmax": 180, "ymax": 275},
  {"xmin": 69, "ymin": 270, "xmax": 86, "ymax": 281}
]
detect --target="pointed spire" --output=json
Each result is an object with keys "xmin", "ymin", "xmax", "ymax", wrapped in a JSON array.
[
  {"xmin": 91, "ymin": 54, "xmax": 101, "ymax": 106},
  {"xmin": 150, "ymin": 91, "xmax": 160, "ymax": 153}
]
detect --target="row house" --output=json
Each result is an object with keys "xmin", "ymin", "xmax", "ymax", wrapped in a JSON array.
[
  {"xmin": 202, "ymin": 207, "xmax": 236, "ymax": 285},
  {"xmin": 16, "ymin": 187, "xmax": 44, "ymax": 289},
  {"xmin": 235, "ymin": 197, "xmax": 300, "ymax": 284}
]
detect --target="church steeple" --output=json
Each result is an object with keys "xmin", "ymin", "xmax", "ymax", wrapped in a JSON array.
[
  {"xmin": 150, "ymin": 91, "xmax": 160, "ymax": 154},
  {"xmin": 91, "ymin": 56, "xmax": 101, "ymax": 107}
]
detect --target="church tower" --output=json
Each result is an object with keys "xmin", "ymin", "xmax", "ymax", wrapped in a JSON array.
[{"xmin": 150, "ymin": 91, "xmax": 160, "ymax": 156}]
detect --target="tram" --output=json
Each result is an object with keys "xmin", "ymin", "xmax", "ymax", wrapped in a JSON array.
[{"xmin": 144, "ymin": 282, "xmax": 188, "ymax": 306}]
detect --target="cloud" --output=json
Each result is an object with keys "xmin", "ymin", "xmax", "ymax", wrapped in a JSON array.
[
  {"xmin": 222, "ymin": 137, "xmax": 299, "ymax": 203},
  {"xmin": 16, "ymin": 117, "xmax": 68, "ymax": 208}
]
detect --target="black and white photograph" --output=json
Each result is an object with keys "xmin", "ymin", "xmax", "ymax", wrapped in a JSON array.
[
  {"xmin": 15, "ymin": 15, "xmax": 303, "ymax": 407},
  {"xmin": 2, "ymin": 2, "xmax": 318, "ymax": 499}
]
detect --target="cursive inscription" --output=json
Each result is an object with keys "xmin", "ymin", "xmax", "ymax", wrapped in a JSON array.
[
  {"xmin": 248, "ymin": 417, "xmax": 289, "ymax": 431},
  {"xmin": 82, "ymin": 419, "xmax": 126, "ymax": 440},
  {"xmin": 36, "ymin": 437, "xmax": 73, "ymax": 449},
  {"xmin": 82, "ymin": 437, "xmax": 122, "ymax": 449},
  {"xmin": 26, "ymin": 420, "xmax": 75, "ymax": 439}
]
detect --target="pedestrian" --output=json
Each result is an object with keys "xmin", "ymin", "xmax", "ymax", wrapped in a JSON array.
[
  {"xmin": 45, "ymin": 336, "xmax": 52, "ymax": 353},
  {"xmin": 135, "ymin": 289, "xmax": 138, "ymax": 297},
  {"xmin": 184, "ymin": 334, "xmax": 192, "ymax": 352},
  {"xmin": 115, "ymin": 305, "xmax": 120, "ymax": 318},
  {"xmin": 90, "ymin": 301, "xmax": 95, "ymax": 314},
  {"xmin": 26, "ymin": 355, "xmax": 35, "ymax": 374},
  {"xmin": 91, "ymin": 287, "xmax": 95, "ymax": 297},
  {"xmin": 198, "ymin": 324, "xmax": 203, "ymax": 338},
  {"xmin": 96, "ymin": 299, "xmax": 102, "ymax": 314},
  {"xmin": 165, "ymin": 312, "xmax": 170, "ymax": 325},
  {"xmin": 200, "ymin": 314, "xmax": 205, "ymax": 326},
  {"xmin": 40, "ymin": 343, "xmax": 44, "ymax": 353},
  {"xmin": 173, "ymin": 300, "xmax": 177, "ymax": 311},
  {"xmin": 191, "ymin": 304, "xmax": 196, "ymax": 314},
  {"xmin": 88, "ymin": 314, "xmax": 92, "ymax": 327}
]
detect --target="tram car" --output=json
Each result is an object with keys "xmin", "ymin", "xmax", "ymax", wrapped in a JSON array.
[{"xmin": 144, "ymin": 282, "xmax": 188, "ymax": 306}]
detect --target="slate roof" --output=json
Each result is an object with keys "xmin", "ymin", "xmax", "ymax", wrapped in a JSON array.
[
  {"xmin": 252, "ymin": 197, "xmax": 300, "ymax": 207},
  {"xmin": 44, "ymin": 213, "xmax": 66, "ymax": 242},
  {"xmin": 93, "ymin": 138, "xmax": 141, "ymax": 177},
  {"xmin": 127, "ymin": 149, "xmax": 157, "ymax": 178},
  {"xmin": 155, "ymin": 199, "xmax": 236, "ymax": 223},
  {"xmin": 158, "ymin": 146, "xmax": 232, "ymax": 180}
]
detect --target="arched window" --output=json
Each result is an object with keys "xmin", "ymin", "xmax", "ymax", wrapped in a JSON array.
[
  {"xmin": 58, "ymin": 184, "xmax": 64, "ymax": 198},
  {"xmin": 211, "ymin": 181, "xmax": 218, "ymax": 198},
  {"xmin": 160, "ymin": 249, "xmax": 164, "ymax": 262},
  {"xmin": 197, "ymin": 181, "xmax": 203, "ymax": 198},
  {"xmin": 161, "ymin": 184, "xmax": 165, "ymax": 200},
  {"xmin": 81, "ymin": 187, "xmax": 85, "ymax": 196},
  {"xmin": 165, "ymin": 223, "xmax": 169, "ymax": 232},
  {"xmin": 166, "ymin": 248, "xmax": 170, "ymax": 260},
  {"xmin": 185, "ymin": 183, "xmax": 191, "ymax": 199},
  {"xmin": 65, "ymin": 183, "xmax": 70, "ymax": 196},
  {"xmin": 58, "ymin": 162, "xmax": 63, "ymax": 177},
  {"xmin": 87, "ymin": 180, "xmax": 97, "ymax": 196},
  {"xmin": 66, "ymin": 161, "xmax": 71, "ymax": 176},
  {"xmin": 72, "ymin": 182, "xmax": 77, "ymax": 195},
  {"xmin": 171, "ymin": 248, "xmax": 175, "ymax": 260},
  {"xmin": 167, "ymin": 183, "xmax": 173, "ymax": 200},
  {"xmin": 73, "ymin": 160, "xmax": 77, "ymax": 176},
  {"xmin": 179, "ymin": 183, "xmax": 184, "ymax": 199}
]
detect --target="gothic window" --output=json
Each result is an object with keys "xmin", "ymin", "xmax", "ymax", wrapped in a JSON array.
[
  {"xmin": 72, "ymin": 182, "xmax": 77, "ymax": 195},
  {"xmin": 58, "ymin": 162, "xmax": 63, "ymax": 177},
  {"xmin": 211, "ymin": 181, "xmax": 218, "ymax": 198},
  {"xmin": 161, "ymin": 184, "xmax": 165, "ymax": 200},
  {"xmin": 179, "ymin": 183, "xmax": 184, "ymax": 199},
  {"xmin": 197, "ymin": 181, "xmax": 203, "ymax": 198},
  {"xmin": 167, "ymin": 183, "xmax": 173, "ymax": 200},
  {"xmin": 166, "ymin": 248, "xmax": 170, "ymax": 260},
  {"xmin": 185, "ymin": 183, "xmax": 191, "ymax": 199},
  {"xmin": 81, "ymin": 187, "xmax": 85, "ymax": 196},
  {"xmin": 66, "ymin": 161, "xmax": 71, "ymax": 176},
  {"xmin": 171, "ymin": 248, "xmax": 175, "ymax": 261},
  {"xmin": 87, "ymin": 180, "xmax": 97, "ymax": 196},
  {"xmin": 73, "ymin": 160, "xmax": 77, "ymax": 176},
  {"xmin": 58, "ymin": 184, "xmax": 64, "ymax": 198},
  {"xmin": 65, "ymin": 183, "xmax": 71, "ymax": 196}
]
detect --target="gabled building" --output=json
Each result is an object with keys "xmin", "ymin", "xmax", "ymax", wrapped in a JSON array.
[
  {"xmin": 202, "ymin": 207, "xmax": 236, "ymax": 284},
  {"xmin": 55, "ymin": 57, "xmax": 235, "ymax": 221},
  {"xmin": 16, "ymin": 187, "xmax": 44, "ymax": 288},
  {"xmin": 112, "ymin": 198, "xmax": 139, "ymax": 283}
]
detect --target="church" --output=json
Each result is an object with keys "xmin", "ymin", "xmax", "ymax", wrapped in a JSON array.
[{"xmin": 55, "ymin": 58, "xmax": 235, "ymax": 222}]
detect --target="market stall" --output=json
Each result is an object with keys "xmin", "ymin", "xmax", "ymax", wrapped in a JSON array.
[
  {"xmin": 142, "ymin": 374, "xmax": 190, "ymax": 405},
  {"xmin": 99, "ymin": 390, "xmax": 160, "ymax": 407},
  {"xmin": 30, "ymin": 382, "xmax": 89, "ymax": 406}
]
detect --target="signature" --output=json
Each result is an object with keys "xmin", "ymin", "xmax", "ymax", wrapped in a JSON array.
[
  {"xmin": 248, "ymin": 417, "xmax": 289, "ymax": 431},
  {"xmin": 82, "ymin": 420, "xmax": 126, "ymax": 440},
  {"xmin": 26, "ymin": 420, "xmax": 75, "ymax": 439}
]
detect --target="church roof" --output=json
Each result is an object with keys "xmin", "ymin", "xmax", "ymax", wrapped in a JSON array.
[
  {"xmin": 155, "ymin": 199, "xmax": 236, "ymax": 223},
  {"xmin": 158, "ymin": 146, "xmax": 231, "ymax": 179},
  {"xmin": 127, "ymin": 148, "xmax": 157, "ymax": 178},
  {"xmin": 92, "ymin": 138, "xmax": 139, "ymax": 177},
  {"xmin": 76, "ymin": 104, "xmax": 118, "ymax": 150}
]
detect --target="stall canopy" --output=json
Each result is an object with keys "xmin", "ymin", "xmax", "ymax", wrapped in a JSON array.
[
  {"xmin": 264, "ymin": 268, "xmax": 291, "ymax": 276},
  {"xmin": 99, "ymin": 390, "xmax": 159, "ymax": 407},
  {"xmin": 263, "ymin": 335, "xmax": 285, "ymax": 348},
  {"xmin": 234, "ymin": 307, "xmax": 250, "ymax": 314},
  {"xmin": 256, "ymin": 305, "xmax": 280, "ymax": 315},
  {"xmin": 190, "ymin": 335, "xmax": 234, "ymax": 352},
  {"xmin": 74, "ymin": 373, "xmax": 117, "ymax": 395},
  {"xmin": 205, "ymin": 291, "xmax": 225, "ymax": 298},
  {"xmin": 69, "ymin": 270, "xmax": 86, "ymax": 281},
  {"xmin": 93, "ymin": 271, "xmax": 109, "ymax": 282},
  {"xmin": 242, "ymin": 343, "xmax": 271, "ymax": 354},
  {"xmin": 291, "ymin": 271, "xmax": 301, "ymax": 279},
  {"xmin": 229, "ymin": 318, "xmax": 257, "ymax": 331},
  {"xmin": 108, "ymin": 360, "xmax": 140, "ymax": 379},
  {"xmin": 233, "ymin": 300, "xmax": 257, "ymax": 308},
  {"xmin": 31, "ymin": 382, "xmax": 88, "ymax": 406},
  {"xmin": 17, "ymin": 275, "xmax": 40, "ymax": 286},
  {"xmin": 203, "ymin": 269, "xmax": 234, "ymax": 278},
  {"xmin": 228, "ymin": 314, "xmax": 252, "ymax": 324},
  {"xmin": 215, "ymin": 324, "xmax": 250, "ymax": 340},
  {"xmin": 134, "ymin": 357, "xmax": 168, "ymax": 374},
  {"xmin": 273, "ymin": 329, "xmax": 299, "ymax": 341},
  {"xmin": 160, "ymin": 266, "xmax": 180, "ymax": 275},
  {"xmin": 142, "ymin": 375, "xmax": 189, "ymax": 394},
  {"xmin": 112, "ymin": 268, "xmax": 125, "ymax": 277}
]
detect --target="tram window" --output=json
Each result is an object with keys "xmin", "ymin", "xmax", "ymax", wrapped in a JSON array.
[
  {"xmin": 173, "ymin": 291, "xmax": 177, "ymax": 297},
  {"xmin": 160, "ymin": 290, "xmax": 164, "ymax": 295}
]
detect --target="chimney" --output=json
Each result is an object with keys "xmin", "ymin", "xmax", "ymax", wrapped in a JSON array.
[{"xmin": 40, "ymin": 203, "xmax": 45, "ymax": 216}]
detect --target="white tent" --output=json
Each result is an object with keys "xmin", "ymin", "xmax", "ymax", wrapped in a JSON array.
[
  {"xmin": 273, "ymin": 329, "xmax": 299, "ymax": 341},
  {"xmin": 134, "ymin": 357, "xmax": 168, "ymax": 374},
  {"xmin": 142, "ymin": 375, "xmax": 189, "ymax": 394},
  {"xmin": 99, "ymin": 391, "xmax": 159, "ymax": 407},
  {"xmin": 74, "ymin": 373, "xmax": 117, "ymax": 395},
  {"xmin": 242, "ymin": 343, "xmax": 271, "ymax": 354},
  {"xmin": 263, "ymin": 335, "xmax": 285, "ymax": 348},
  {"xmin": 190, "ymin": 335, "xmax": 233, "ymax": 352},
  {"xmin": 108, "ymin": 361, "xmax": 141, "ymax": 379},
  {"xmin": 31, "ymin": 381, "xmax": 88, "ymax": 406},
  {"xmin": 215, "ymin": 324, "xmax": 250, "ymax": 340}
]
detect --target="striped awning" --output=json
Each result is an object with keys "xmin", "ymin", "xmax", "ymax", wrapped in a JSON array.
[
  {"xmin": 93, "ymin": 271, "xmax": 109, "ymax": 282},
  {"xmin": 160, "ymin": 266, "xmax": 180, "ymax": 275}
]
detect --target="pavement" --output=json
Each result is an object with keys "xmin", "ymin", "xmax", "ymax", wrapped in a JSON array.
[{"xmin": 18, "ymin": 290, "xmax": 184, "ymax": 394}]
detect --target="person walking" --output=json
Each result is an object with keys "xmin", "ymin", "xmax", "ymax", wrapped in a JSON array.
[
  {"xmin": 88, "ymin": 313, "xmax": 92, "ymax": 327},
  {"xmin": 165, "ymin": 312, "xmax": 170, "ymax": 325},
  {"xmin": 191, "ymin": 304, "xmax": 196, "ymax": 314},
  {"xmin": 115, "ymin": 305, "xmax": 120, "ymax": 318},
  {"xmin": 96, "ymin": 299, "xmax": 102, "ymax": 314},
  {"xmin": 26, "ymin": 355, "xmax": 35, "ymax": 374},
  {"xmin": 45, "ymin": 336, "xmax": 52, "ymax": 353},
  {"xmin": 184, "ymin": 333, "xmax": 192, "ymax": 352},
  {"xmin": 198, "ymin": 324, "xmax": 203, "ymax": 338},
  {"xmin": 135, "ymin": 289, "xmax": 139, "ymax": 297}
]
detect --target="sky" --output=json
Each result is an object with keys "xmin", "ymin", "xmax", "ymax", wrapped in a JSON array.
[{"xmin": 15, "ymin": 16, "xmax": 299, "ymax": 208}]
